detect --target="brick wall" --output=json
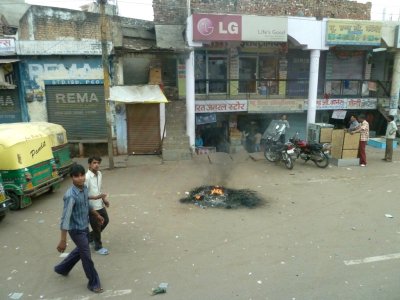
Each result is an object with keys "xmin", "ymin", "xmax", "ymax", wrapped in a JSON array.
[
  {"xmin": 18, "ymin": 6, "xmax": 110, "ymax": 41},
  {"xmin": 153, "ymin": 0, "xmax": 371, "ymax": 24}
]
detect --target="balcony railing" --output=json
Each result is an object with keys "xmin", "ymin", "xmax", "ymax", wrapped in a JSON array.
[{"xmin": 194, "ymin": 79, "xmax": 391, "ymax": 99}]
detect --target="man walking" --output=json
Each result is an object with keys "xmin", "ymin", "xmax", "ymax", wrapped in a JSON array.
[
  {"xmin": 383, "ymin": 115, "xmax": 397, "ymax": 162},
  {"xmin": 54, "ymin": 164, "xmax": 104, "ymax": 293},
  {"xmin": 351, "ymin": 114, "xmax": 369, "ymax": 167},
  {"xmin": 86, "ymin": 156, "xmax": 110, "ymax": 255}
]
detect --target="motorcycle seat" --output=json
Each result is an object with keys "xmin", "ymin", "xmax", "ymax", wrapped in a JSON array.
[{"xmin": 309, "ymin": 143, "xmax": 323, "ymax": 151}]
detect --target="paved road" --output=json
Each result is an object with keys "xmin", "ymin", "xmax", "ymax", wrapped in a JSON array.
[{"xmin": 1, "ymin": 147, "xmax": 400, "ymax": 300}]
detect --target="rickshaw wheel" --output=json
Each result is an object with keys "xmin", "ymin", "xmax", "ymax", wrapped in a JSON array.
[{"xmin": 7, "ymin": 191, "xmax": 21, "ymax": 210}]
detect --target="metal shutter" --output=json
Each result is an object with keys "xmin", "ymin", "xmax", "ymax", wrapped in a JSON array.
[
  {"xmin": 45, "ymin": 85, "xmax": 107, "ymax": 140},
  {"xmin": 0, "ymin": 89, "xmax": 22, "ymax": 123},
  {"xmin": 127, "ymin": 104, "xmax": 161, "ymax": 154}
]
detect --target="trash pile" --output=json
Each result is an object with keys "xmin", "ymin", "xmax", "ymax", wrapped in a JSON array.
[{"xmin": 180, "ymin": 185, "xmax": 264, "ymax": 209}]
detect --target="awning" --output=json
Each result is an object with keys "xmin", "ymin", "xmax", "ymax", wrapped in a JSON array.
[
  {"xmin": 107, "ymin": 85, "xmax": 168, "ymax": 103},
  {"xmin": 0, "ymin": 59, "xmax": 19, "ymax": 64}
]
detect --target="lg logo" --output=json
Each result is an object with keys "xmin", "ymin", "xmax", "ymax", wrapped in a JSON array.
[
  {"xmin": 197, "ymin": 18, "xmax": 214, "ymax": 36},
  {"xmin": 197, "ymin": 17, "xmax": 239, "ymax": 36}
]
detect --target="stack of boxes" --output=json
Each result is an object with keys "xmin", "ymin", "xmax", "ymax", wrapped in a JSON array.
[{"xmin": 331, "ymin": 130, "xmax": 360, "ymax": 159}]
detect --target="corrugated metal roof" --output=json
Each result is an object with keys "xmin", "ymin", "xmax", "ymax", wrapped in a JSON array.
[
  {"xmin": 107, "ymin": 85, "xmax": 168, "ymax": 103},
  {"xmin": 0, "ymin": 58, "xmax": 19, "ymax": 64}
]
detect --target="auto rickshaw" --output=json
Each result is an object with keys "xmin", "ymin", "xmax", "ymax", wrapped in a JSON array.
[
  {"xmin": 0, "ymin": 124, "xmax": 63, "ymax": 209},
  {"xmin": 26, "ymin": 122, "xmax": 73, "ymax": 177},
  {"xmin": 0, "ymin": 173, "xmax": 11, "ymax": 221}
]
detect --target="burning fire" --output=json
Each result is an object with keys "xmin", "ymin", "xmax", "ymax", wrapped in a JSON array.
[{"xmin": 210, "ymin": 186, "xmax": 224, "ymax": 196}]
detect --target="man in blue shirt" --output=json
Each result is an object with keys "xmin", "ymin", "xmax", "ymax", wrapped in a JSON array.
[{"xmin": 54, "ymin": 164, "xmax": 104, "ymax": 293}]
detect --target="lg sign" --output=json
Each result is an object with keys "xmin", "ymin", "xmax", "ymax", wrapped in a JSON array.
[{"xmin": 193, "ymin": 14, "xmax": 242, "ymax": 41}]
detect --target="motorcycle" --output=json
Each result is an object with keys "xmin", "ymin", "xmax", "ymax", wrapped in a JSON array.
[
  {"xmin": 289, "ymin": 132, "xmax": 330, "ymax": 168},
  {"xmin": 262, "ymin": 120, "xmax": 295, "ymax": 170}
]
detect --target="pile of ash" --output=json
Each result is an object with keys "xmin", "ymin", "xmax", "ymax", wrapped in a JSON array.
[{"xmin": 180, "ymin": 185, "xmax": 264, "ymax": 209}]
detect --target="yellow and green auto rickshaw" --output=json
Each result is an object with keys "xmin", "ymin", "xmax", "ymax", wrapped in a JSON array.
[
  {"xmin": 0, "ymin": 173, "xmax": 11, "ymax": 221},
  {"xmin": 26, "ymin": 122, "xmax": 73, "ymax": 177},
  {"xmin": 0, "ymin": 124, "xmax": 63, "ymax": 209}
]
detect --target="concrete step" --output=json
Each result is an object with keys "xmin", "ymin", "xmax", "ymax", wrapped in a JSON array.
[
  {"xmin": 163, "ymin": 137, "xmax": 188, "ymax": 144},
  {"xmin": 162, "ymin": 149, "xmax": 192, "ymax": 161}
]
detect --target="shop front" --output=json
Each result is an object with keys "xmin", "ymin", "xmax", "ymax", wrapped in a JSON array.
[{"xmin": 108, "ymin": 84, "xmax": 168, "ymax": 155}]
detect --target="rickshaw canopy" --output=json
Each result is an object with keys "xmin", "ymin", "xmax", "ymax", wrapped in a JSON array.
[
  {"xmin": 0, "ymin": 122, "xmax": 67, "ymax": 147},
  {"xmin": 0, "ymin": 124, "xmax": 54, "ymax": 170}
]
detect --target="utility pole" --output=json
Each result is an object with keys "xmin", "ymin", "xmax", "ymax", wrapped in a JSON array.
[{"xmin": 98, "ymin": 0, "xmax": 114, "ymax": 169}]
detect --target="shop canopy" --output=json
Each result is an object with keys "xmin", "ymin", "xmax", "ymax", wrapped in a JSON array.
[{"xmin": 107, "ymin": 84, "xmax": 168, "ymax": 104}]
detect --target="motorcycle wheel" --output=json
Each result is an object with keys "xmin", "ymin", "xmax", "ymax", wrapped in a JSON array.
[
  {"xmin": 313, "ymin": 151, "xmax": 329, "ymax": 168},
  {"xmin": 264, "ymin": 147, "xmax": 279, "ymax": 162},
  {"xmin": 283, "ymin": 153, "xmax": 294, "ymax": 170}
]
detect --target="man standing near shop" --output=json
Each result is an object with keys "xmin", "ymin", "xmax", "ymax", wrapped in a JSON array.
[
  {"xmin": 86, "ymin": 157, "xmax": 110, "ymax": 255},
  {"xmin": 383, "ymin": 115, "xmax": 397, "ymax": 162},
  {"xmin": 351, "ymin": 114, "xmax": 369, "ymax": 167}
]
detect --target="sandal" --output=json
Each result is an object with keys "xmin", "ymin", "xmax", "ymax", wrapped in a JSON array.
[
  {"xmin": 90, "ymin": 287, "xmax": 104, "ymax": 294},
  {"xmin": 95, "ymin": 248, "xmax": 109, "ymax": 255}
]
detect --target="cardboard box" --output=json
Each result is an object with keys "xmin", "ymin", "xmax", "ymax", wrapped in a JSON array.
[
  {"xmin": 148, "ymin": 67, "xmax": 162, "ymax": 84},
  {"xmin": 320, "ymin": 128, "xmax": 333, "ymax": 143},
  {"xmin": 331, "ymin": 129, "xmax": 345, "ymax": 149},
  {"xmin": 342, "ymin": 149, "xmax": 358, "ymax": 159},
  {"xmin": 343, "ymin": 132, "xmax": 360, "ymax": 149},
  {"xmin": 330, "ymin": 146, "xmax": 343, "ymax": 159}
]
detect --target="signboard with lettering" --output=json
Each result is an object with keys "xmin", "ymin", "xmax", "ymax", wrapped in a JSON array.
[
  {"xmin": 193, "ymin": 14, "xmax": 242, "ymax": 41},
  {"xmin": 326, "ymin": 20, "xmax": 382, "ymax": 46},
  {"xmin": 248, "ymin": 99, "xmax": 304, "ymax": 113},
  {"xmin": 304, "ymin": 98, "xmax": 377, "ymax": 110},
  {"xmin": 192, "ymin": 14, "xmax": 288, "ymax": 42},
  {"xmin": 195, "ymin": 100, "xmax": 247, "ymax": 113},
  {"xmin": 45, "ymin": 85, "xmax": 107, "ymax": 140},
  {"xmin": 0, "ymin": 89, "xmax": 22, "ymax": 123},
  {"xmin": 242, "ymin": 16, "xmax": 287, "ymax": 42},
  {"xmin": 0, "ymin": 39, "xmax": 16, "ymax": 55}
]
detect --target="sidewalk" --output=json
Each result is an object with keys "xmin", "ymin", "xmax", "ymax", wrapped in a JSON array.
[
  {"xmin": 71, "ymin": 145, "xmax": 392, "ymax": 170},
  {"xmin": 72, "ymin": 154, "xmax": 163, "ymax": 169}
]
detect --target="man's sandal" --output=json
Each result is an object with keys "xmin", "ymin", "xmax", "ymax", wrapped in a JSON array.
[{"xmin": 89, "ymin": 287, "xmax": 104, "ymax": 293}]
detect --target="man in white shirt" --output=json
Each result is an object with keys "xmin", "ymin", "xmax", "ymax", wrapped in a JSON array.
[
  {"xmin": 383, "ymin": 115, "xmax": 397, "ymax": 162},
  {"xmin": 86, "ymin": 157, "xmax": 110, "ymax": 255}
]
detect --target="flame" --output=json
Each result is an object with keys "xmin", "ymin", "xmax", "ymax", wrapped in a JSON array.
[{"xmin": 210, "ymin": 186, "xmax": 224, "ymax": 196}]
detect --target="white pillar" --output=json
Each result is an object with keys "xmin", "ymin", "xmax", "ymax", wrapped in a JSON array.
[
  {"xmin": 186, "ymin": 50, "xmax": 195, "ymax": 148},
  {"xmin": 389, "ymin": 51, "xmax": 400, "ymax": 117},
  {"xmin": 307, "ymin": 49, "xmax": 321, "ymax": 129}
]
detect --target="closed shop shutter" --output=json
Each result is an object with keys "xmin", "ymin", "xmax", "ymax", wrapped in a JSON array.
[
  {"xmin": 45, "ymin": 85, "xmax": 107, "ymax": 140},
  {"xmin": 0, "ymin": 89, "xmax": 22, "ymax": 123},
  {"xmin": 127, "ymin": 104, "xmax": 160, "ymax": 154}
]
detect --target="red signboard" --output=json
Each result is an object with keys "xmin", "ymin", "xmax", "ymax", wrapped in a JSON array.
[{"xmin": 193, "ymin": 14, "xmax": 242, "ymax": 41}]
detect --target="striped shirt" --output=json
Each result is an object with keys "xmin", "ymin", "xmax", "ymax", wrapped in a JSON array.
[
  {"xmin": 359, "ymin": 120, "xmax": 369, "ymax": 142},
  {"xmin": 60, "ymin": 185, "xmax": 90, "ymax": 231}
]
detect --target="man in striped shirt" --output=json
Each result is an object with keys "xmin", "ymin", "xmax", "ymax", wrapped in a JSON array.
[
  {"xmin": 54, "ymin": 164, "xmax": 104, "ymax": 293},
  {"xmin": 351, "ymin": 114, "xmax": 369, "ymax": 167}
]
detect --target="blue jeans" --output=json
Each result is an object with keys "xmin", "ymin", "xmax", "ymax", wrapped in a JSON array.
[{"xmin": 54, "ymin": 229, "xmax": 101, "ymax": 291}]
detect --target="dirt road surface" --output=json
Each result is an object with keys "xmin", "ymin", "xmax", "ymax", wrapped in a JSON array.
[{"xmin": 1, "ymin": 147, "xmax": 400, "ymax": 300}]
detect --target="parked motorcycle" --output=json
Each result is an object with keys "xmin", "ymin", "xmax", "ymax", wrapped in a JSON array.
[
  {"xmin": 289, "ymin": 132, "xmax": 330, "ymax": 168},
  {"xmin": 262, "ymin": 120, "xmax": 295, "ymax": 170}
]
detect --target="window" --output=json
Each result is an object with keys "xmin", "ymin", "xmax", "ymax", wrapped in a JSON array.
[
  {"xmin": 195, "ymin": 51, "xmax": 227, "ymax": 94},
  {"xmin": 239, "ymin": 57, "xmax": 257, "ymax": 93}
]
